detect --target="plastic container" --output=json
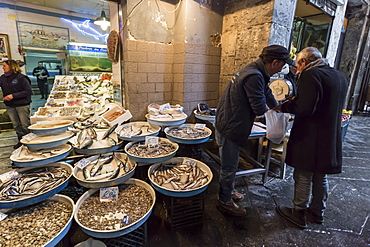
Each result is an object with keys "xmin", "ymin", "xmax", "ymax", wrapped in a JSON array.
[
  {"xmin": 74, "ymin": 179, "xmax": 155, "ymax": 238},
  {"xmin": 148, "ymin": 157, "xmax": 213, "ymax": 197},
  {"xmin": 73, "ymin": 152, "xmax": 137, "ymax": 189},
  {"xmin": 124, "ymin": 138, "xmax": 178, "ymax": 164},
  {"xmin": 0, "ymin": 162, "xmax": 73, "ymax": 209},
  {"xmin": 164, "ymin": 124, "xmax": 212, "ymax": 144},
  {"xmin": 10, "ymin": 144, "xmax": 72, "ymax": 167}
]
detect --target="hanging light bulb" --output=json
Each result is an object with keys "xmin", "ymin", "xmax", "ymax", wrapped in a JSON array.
[{"xmin": 94, "ymin": 6, "xmax": 110, "ymax": 31}]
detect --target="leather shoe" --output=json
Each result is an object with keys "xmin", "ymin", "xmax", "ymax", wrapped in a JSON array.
[
  {"xmin": 306, "ymin": 208, "xmax": 323, "ymax": 224},
  {"xmin": 217, "ymin": 199, "xmax": 246, "ymax": 216},
  {"xmin": 276, "ymin": 206, "xmax": 307, "ymax": 229},
  {"xmin": 13, "ymin": 142, "xmax": 22, "ymax": 149},
  {"xmin": 231, "ymin": 191, "xmax": 244, "ymax": 201}
]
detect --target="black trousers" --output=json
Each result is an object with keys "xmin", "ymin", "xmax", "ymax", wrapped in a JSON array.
[{"xmin": 37, "ymin": 79, "xmax": 48, "ymax": 98}]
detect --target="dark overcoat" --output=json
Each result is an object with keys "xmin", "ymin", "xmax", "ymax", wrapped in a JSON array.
[{"xmin": 281, "ymin": 65, "xmax": 348, "ymax": 174}]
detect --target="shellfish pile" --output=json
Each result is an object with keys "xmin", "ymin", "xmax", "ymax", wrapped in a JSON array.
[
  {"xmin": 77, "ymin": 184, "xmax": 152, "ymax": 230},
  {"xmin": 0, "ymin": 200, "xmax": 73, "ymax": 247},
  {"xmin": 166, "ymin": 126, "xmax": 209, "ymax": 139},
  {"xmin": 150, "ymin": 162, "xmax": 210, "ymax": 191},
  {"xmin": 126, "ymin": 139, "xmax": 177, "ymax": 158}
]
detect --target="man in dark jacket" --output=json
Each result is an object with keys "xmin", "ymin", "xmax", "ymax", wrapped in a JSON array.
[
  {"xmin": 32, "ymin": 62, "xmax": 49, "ymax": 99},
  {"xmin": 274, "ymin": 47, "xmax": 348, "ymax": 228},
  {"xmin": 215, "ymin": 45, "xmax": 293, "ymax": 216}
]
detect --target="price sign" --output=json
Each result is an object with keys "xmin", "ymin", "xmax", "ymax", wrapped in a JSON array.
[
  {"xmin": 0, "ymin": 212, "xmax": 7, "ymax": 222},
  {"xmin": 194, "ymin": 123, "xmax": 206, "ymax": 129},
  {"xmin": 159, "ymin": 103, "xmax": 171, "ymax": 112},
  {"xmin": 36, "ymin": 121, "xmax": 50, "ymax": 125},
  {"xmin": 22, "ymin": 133, "xmax": 38, "ymax": 142},
  {"xmin": 120, "ymin": 131, "xmax": 133, "ymax": 138},
  {"xmin": 182, "ymin": 157, "xmax": 197, "ymax": 167},
  {"xmin": 145, "ymin": 136, "xmax": 159, "ymax": 147},
  {"xmin": 0, "ymin": 171, "xmax": 19, "ymax": 183},
  {"xmin": 75, "ymin": 158, "xmax": 91, "ymax": 169},
  {"xmin": 151, "ymin": 115, "xmax": 172, "ymax": 120},
  {"xmin": 99, "ymin": 187, "xmax": 119, "ymax": 202},
  {"xmin": 122, "ymin": 215, "xmax": 130, "ymax": 224}
]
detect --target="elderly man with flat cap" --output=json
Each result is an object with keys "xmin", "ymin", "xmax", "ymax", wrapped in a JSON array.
[{"xmin": 215, "ymin": 45, "xmax": 293, "ymax": 216}]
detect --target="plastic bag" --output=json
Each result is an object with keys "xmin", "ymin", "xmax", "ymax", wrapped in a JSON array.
[{"xmin": 265, "ymin": 109, "xmax": 290, "ymax": 144}]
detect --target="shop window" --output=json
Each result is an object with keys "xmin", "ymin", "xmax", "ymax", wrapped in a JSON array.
[{"xmin": 291, "ymin": 0, "xmax": 334, "ymax": 58}]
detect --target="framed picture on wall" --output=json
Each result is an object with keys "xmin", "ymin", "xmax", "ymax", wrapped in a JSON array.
[
  {"xmin": 17, "ymin": 21, "xmax": 70, "ymax": 50},
  {"xmin": 0, "ymin": 34, "xmax": 11, "ymax": 60}
]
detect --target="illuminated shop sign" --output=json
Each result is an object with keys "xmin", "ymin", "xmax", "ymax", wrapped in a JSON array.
[{"xmin": 67, "ymin": 45, "xmax": 107, "ymax": 53}]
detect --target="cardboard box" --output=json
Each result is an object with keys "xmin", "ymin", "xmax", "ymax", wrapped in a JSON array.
[{"xmin": 102, "ymin": 105, "xmax": 132, "ymax": 126}]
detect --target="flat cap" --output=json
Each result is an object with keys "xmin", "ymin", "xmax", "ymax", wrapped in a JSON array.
[{"xmin": 260, "ymin": 45, "xmax": 294, "ymax": 65}]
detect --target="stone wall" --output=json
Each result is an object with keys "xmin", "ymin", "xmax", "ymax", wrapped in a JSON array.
[
  {"xmin": 123, "ymin": 40, "xmax": 221, "ymax": 121},
  {"xmin": 219, "ymin": 0, "xmax": 274, "ymax": 94}
]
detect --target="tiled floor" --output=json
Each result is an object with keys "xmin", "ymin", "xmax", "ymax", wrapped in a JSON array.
[{"xmin": 0, "ymin": 107, "xmax": 369, "ymax": 246}]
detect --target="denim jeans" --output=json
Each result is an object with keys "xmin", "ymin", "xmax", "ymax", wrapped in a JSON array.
[
  {"xmin": 6, "ymin": 105, "xmax": 31, "ymax": 140},
  {"xmin": 215, "ymin": 131, "xmax": 241, "ymax": 203},
  {"xmin": 293, "ymin": 168, "xmax": 328, "ymax": 216}
]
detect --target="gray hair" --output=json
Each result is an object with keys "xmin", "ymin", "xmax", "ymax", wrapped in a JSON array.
[{"xmin": 297, "ymin": 47, "xmax": 322, "ymax": 63}]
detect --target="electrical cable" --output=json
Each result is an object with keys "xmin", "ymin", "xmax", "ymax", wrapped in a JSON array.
[{"xmin": 156, "ymin": 0, "xmax": 182, "ymax": 14}]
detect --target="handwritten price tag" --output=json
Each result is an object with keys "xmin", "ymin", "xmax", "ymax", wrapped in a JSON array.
[
  {"xmin": 182, "ymin": 158, "xmax": 197, "ymax": 167},
  {"xmin": 100, "ymin": 187, "xmax": 119, "ymax": 202},
  {"xmin": 120, "ymin": 131, "xmax": 133, "ymax": 138},
  {"xmin": 75, "ymin": 158, "xmax": 91, "ymax": 169},
  {"xmin": 145, "ymin": 136, "xmax": 159, "ymax": 147},
  {"xmin": 22, "ymin": 133, "xmax": 38, "ymax": 142},
  {"xmin": 122, "ymin": 215, "xmax": 130, "ymax": 224},
  {"xmin": 150, "ymin": 115, "xmax": 173, "ymax": 120},
  {"xmin": 0, "ymin": 212, "xmax": 8, "ymax": 222},
  {"xmin": 36, "ymin": 121, "xmax": 50, "ymax": 125},
  {"xmin": 0, "ymin": 171, "xmax": 19, "ymax": 183},
  {"xmin": 194, "ymin": 123, "xmax": 206, "ymax": 129},
  {"xmin": 159, "ymin": 103, "xmax": 171, "ymax": 112}
]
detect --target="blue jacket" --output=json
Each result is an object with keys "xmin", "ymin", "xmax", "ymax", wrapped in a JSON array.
[
  {"xmin": 216, "ymin": 59, "xmax": 277, "ymax": 146},
  {"xmin": 0, "ymin": 72, "xmax": 32, "ymax": 107}
]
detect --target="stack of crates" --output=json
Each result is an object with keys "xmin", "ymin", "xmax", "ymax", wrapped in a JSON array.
[{"xmin": 162, "ymin": 192, "xmax": 205, "ymax": 229}]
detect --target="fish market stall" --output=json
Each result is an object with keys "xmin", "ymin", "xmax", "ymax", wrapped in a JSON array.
[{"xmin": 30, "ymin": 75, "xmax": 116, "ymax": 124}]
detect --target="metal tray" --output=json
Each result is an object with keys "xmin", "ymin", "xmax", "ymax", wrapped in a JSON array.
[
  {"xmin": 28, "ymin": 120, "xmax": 74, "ymax": 135},
  {"xmin": 148, "ymin": 157, "xmax": 213, "ymax": 197},
  {"xmin": 117, "ymin": 121, "xmax": 160, "ymax": 141},
  {"xmin": 10, "ymin": 144, "xmax": 72, "ymax": 168},
  {"xmin": 0, "ymin": 162, "xmax": 73, "ymax": 209},
  {"xmin": 164, "ymin": 124, "xmax": 212, "ymax": 144},
  {"xmin": 74, "ymin": 178, "xmax": 156, "ymax": 238},
  {"xmin": 73, "ymin": 152, "xmax": 137, "ymax": 188},
  {"xmin": 21, "ymin": 131, "xmax": 75, "ymax": 149},
  {"xmin": 124, "ymin": 138, "xmax": 178, "ymax": 164},
  {"xmin": 145, "ymin": 113, "xmax": 187, "ymax": 126}
]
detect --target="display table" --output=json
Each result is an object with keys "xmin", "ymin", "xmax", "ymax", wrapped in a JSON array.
[{"xmin": 204, "ymin": 122, "xmax": 272, "ymax": 184}]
